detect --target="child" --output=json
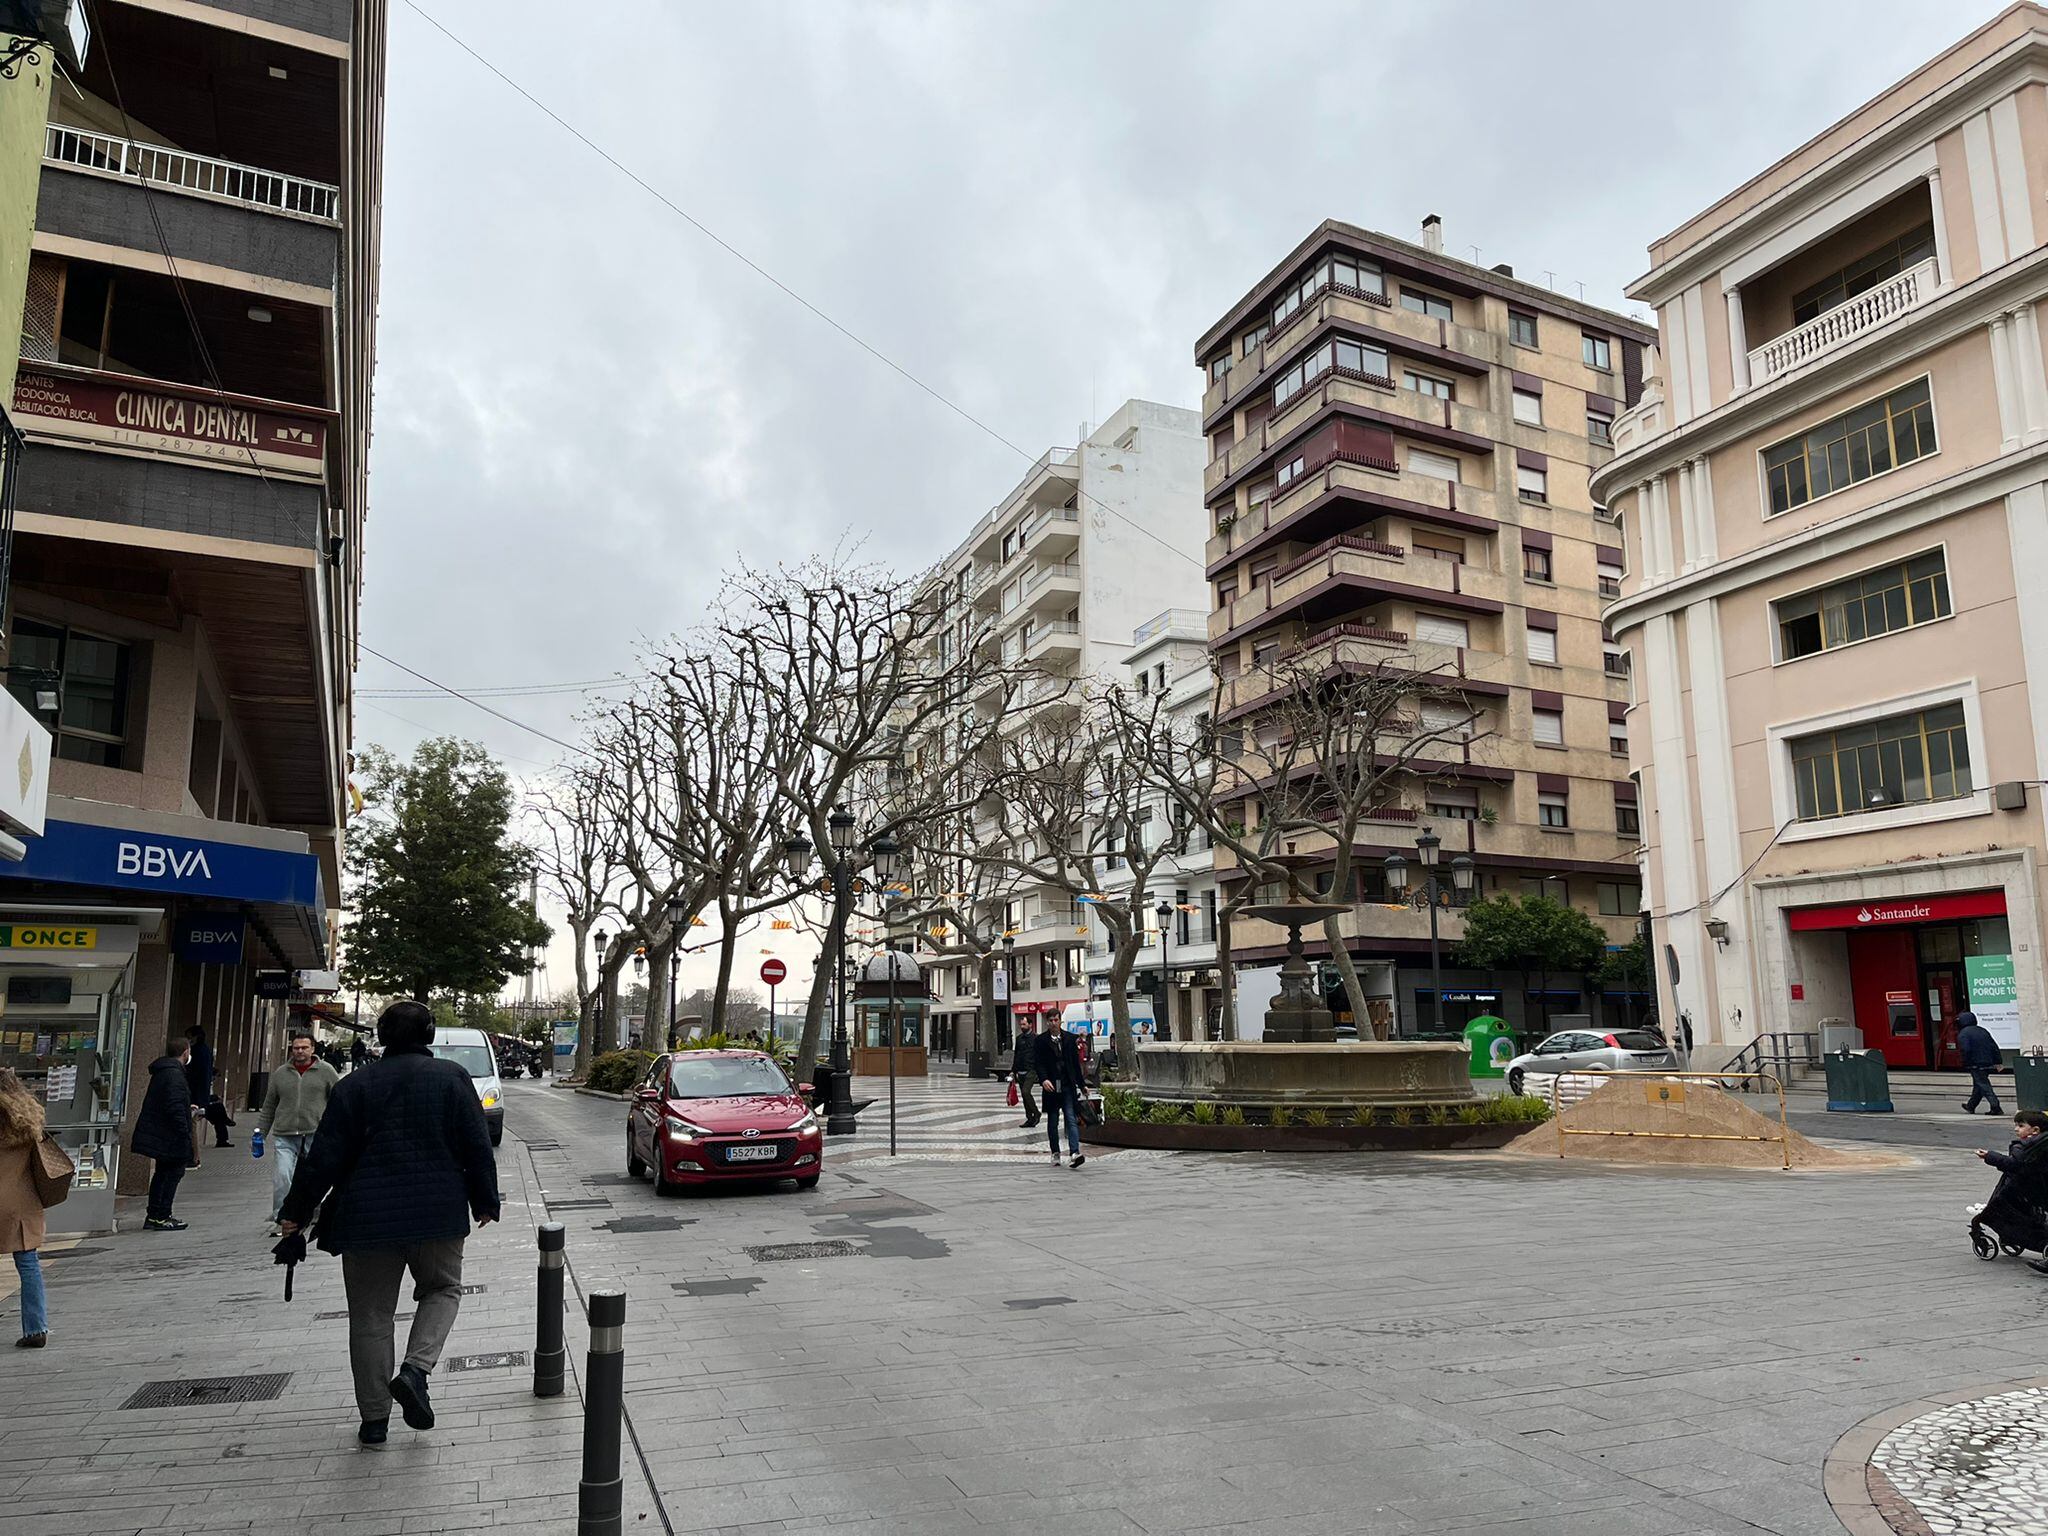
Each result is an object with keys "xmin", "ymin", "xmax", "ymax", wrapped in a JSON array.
[
  {"xmin": 1975, "ymin": 1110, "xmax": 2048, "ymax": 1271},
  {"xmin": 1977, "ymin": 1108, "xmax": 2048, "ymax": 1176}
]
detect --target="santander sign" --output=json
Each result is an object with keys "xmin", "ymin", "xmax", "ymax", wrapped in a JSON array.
[{"xmin": 1854, "ymin": 902, "xmax": 1933, "ymax": 925}]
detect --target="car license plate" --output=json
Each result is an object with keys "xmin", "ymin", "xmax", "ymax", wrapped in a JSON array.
[{"xmin": 725, "ymin": 1144, "xmax": 779, "ymax": 1162}]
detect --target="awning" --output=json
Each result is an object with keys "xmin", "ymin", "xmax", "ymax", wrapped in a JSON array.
[{"xmin": 0, "ymin": 797, "xmax": 326, "ymax": 966}]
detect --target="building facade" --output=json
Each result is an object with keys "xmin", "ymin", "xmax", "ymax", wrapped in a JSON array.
[
  {"xmin": 915, "ymin": 399, "xmax": 1206, "ymax": 1060},
  {"xmin": 0, "ymin": 0, "xmax": 384, "ymax": 1219},
  {"xmin": 1197, "ymin": 219, "xmax": 1654, "ymax": 1037},
  {"xmin": 1594, "ymin": 3, "xmax": 2048, "ymax": 1067}
]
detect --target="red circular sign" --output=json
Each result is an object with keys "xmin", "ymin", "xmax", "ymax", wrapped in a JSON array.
[{"xmin": 759, "ymin": 958, "xmax": 787, "ymax": 985}]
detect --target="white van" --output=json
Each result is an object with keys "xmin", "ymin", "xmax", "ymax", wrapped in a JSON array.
[
  {"xmin": 430, "ymin": 1025, "xmax": 505, "ymax": 1145},
  {"xmin": 1060, "ymin": 998, "xmax": 1157, "ymax": 1066}
]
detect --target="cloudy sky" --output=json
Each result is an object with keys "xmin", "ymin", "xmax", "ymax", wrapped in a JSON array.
[{"xmin": 357, "ymin": 0, "xmax": 2000, "ymax": 1001}]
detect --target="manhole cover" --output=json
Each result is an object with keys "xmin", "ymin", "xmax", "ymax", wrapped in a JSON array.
[
  {"xmin": 446, "ymin": 1352, "xmax": 527, "ymax": 1372},
  {"xmin": 548, "ymin": 1199, "xmax": 612, "ymax": 1211},
  {"xmin": 597, "ymin": 1215, "xmax": 691, "ymax": 1233},
  {"xmin": 122, "ymin": 1374, "xmax": 290, "ymax": 1410},
  {"xmin": 672, "ymin": 1277, "xmax": 763, "ymax": 1297},
  {"xmin": 1004, "ymin": 1296, "xmax": 1076, "ymax": 1310},
  {"xmin": 746, "ymin": 1241, "xmax": 863, "ymax": 1262}
]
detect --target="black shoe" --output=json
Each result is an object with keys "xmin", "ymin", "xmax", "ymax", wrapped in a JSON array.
[
  {"xmin": 15, "ymin": 1333, "xmax": 46, "ymax": 1348},
  {"xmin": 142, "ymin": 1216, "xmax": 188, "ymax": 1231},
  {"xmin": 357, "ymin": 1418, "xmax": 388, "ymax": 1445},
  {"xmin": 1069, "ymin": 1154, "xmax": 1086, "ymax": 1169},
  {"xmin": 389, "ymin": 1364, "xmax": 434, "ymax": 1430}
]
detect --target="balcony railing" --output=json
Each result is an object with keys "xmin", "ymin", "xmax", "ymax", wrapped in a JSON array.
[
  {"xmin": 1133, "ymin": 607, "xmax": 1207, "ymax": 645},
  {"xmin": 1023, "ymin": 561, "xmax": 1080, "ymax": 598},
  {"xmin": 45, "ymin": 125, "xmax": 341, "ymax": 223},
  {"xmin": 1748, "ymin": 257, "xmax": 1938, "ymax": 385}
]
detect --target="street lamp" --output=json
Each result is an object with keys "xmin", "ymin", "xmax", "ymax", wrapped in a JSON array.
[
  {"xmin": 1385, "ymin": 829, "xmax": 1474, "ymax": 1036},
  {"xmin": 664, "ymin": 895, "xmax": 689, "ymax": 1049},
  {"xmin": 782, "ymin": 810, "xmax": 894, "ymax": 1137},
  {"xmin": 592, "ymin": 929, "xmax": 610, "ymax": 1055},
  {"xmin": 871, "ymin": 834, "xmax": 903, "ymax": 1158},
  {"xmin": 997, "ymin": 931, "xmax": 1016, "ymax": 1077},
  {"xmin": 1155, "ymin": 898, "xmax": 1175, "ymax": 1043}
]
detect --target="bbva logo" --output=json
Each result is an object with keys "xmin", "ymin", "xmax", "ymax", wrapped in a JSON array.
[{"xmin": 116, "ymin": 841, "xmax": 213, "ymax": 881}]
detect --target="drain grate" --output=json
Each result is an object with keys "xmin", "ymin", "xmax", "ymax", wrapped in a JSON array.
[
  {"xmin": 548, "ymin": 1198, "xmax": 612, "ymax": 1210},
  {"xmin": 581, "ymin": 1173, "xmax": 641, "ymax": 1186},
  {"xmin": 597, "ymin": 1215, "xmax": 691, "ymax": 1234},
  {"xmin": 522, "ymin": 1141, "xmax": 561, "ymax": 1151},
  {"xmin": 746, "ymin": 1240, "xmax": 863, "ymax": 1262},
  {"xmin": 122, "ymin": 1374, "xmax": 290, "ymax": 1410},
  {"xmin": 1004, "ymin": 1296, "xmax": 1076, "ymax": 1310},
  {"xmin": 446, "ymin": 1351, "xmax": 527, "ymax": 1372},
  {"xmin": 672, "ymin": 1277, "xmax": 763, "ymax": 1297}
]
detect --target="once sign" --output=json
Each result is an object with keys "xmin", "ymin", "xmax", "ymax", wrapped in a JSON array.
[{"xmin": 0, "ymin": 925, "xmax": 96, "ymax": 950}]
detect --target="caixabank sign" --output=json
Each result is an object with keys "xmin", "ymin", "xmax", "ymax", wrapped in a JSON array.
[{"xmin": 0, "ymin": 817, "xmax": 322, "ymax": 911}]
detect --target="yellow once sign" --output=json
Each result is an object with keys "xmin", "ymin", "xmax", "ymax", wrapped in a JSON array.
[{"xmin": 0, "ymin": 925, "xmax": 97, "ymax": 950}]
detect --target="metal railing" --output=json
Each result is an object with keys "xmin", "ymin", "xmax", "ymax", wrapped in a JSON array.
[
  {"xmin": 1132, "ymin": 607, "xmax": 1208, "ymax": 645},
  {"xmin": 1723, "ymin": 1031, "xmax": 1820, "ymax": 1088},
  {"xmin": 1022, "ymin": 561, "xmax": 1080, "ymax": 597},
  {"xmin": 1749, "ymin": 258, "xmax": 1938, "ymax": 384},
  {"xmin": 1549, "ymin": 1069, "xmax": 1792, "ymax": 1170},
  {"xmin": 45, "ymin": 125, "xmax": 341, "ymax": 222}
]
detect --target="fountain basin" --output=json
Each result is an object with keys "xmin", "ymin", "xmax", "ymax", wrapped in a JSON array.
[{"xmin": 1134, "ymin": 1041, "xmax": 1476, "ymax": 1108}]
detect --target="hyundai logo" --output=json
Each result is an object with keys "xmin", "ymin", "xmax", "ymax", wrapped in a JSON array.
[{"xmin": 741, "ymin": 1128, "xmax": 761, "ymax": 1137}]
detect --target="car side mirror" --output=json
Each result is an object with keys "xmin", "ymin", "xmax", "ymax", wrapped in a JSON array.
[
  {"xmin": 634, "ymin": 1086, "xmax": 661, "ymax": 1103},
  {"xmin": 796, "ymin": 1083, "xmax": 815, "ymax": 1101}
]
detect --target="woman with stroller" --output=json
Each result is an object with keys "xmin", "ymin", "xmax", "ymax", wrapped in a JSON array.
[{"xmin": 1975, "ymin": 1110, "xmax": 2048, "ymax": 1272}]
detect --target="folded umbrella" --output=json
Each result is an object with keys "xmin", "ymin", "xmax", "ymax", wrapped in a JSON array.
[{"xmin": 271, "ymin": 1228, "xmax": 308, "ymax": 1301}]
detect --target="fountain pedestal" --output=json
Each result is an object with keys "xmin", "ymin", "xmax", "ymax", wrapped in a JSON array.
[{"xmin": 1242, "ymin": 896, "xmax": 1350, "ymax": 1043}]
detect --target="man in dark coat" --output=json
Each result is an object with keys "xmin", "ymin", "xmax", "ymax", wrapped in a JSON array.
[
  {"xmin": 1010, "ymin": 1017, "xmax": 1041, "ymax": 1130},
  {"xmin": 279, "ymin": 1000, "xmax": 499, "ymax": 1446},
  {"xmin": 183, "ymin": 1025, "xmax": 233, "ymax": 1156},
  {"xmin": 130, "ymin": 1037, "xmax": 195, "ymax": 1231},
  {"xmin": 1956, "ymin": 1010, "xmax": 2006, "ymax": 1116},
  {"xmin": 1031, "ymin": 1023, "xmax": 1087, "ymax": 1170}
]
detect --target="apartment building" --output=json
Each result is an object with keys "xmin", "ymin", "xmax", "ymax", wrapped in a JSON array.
[
  {"xmin": 913, "ymin": 399, "xmax": 1206, "ymax": 1068},
  {"xmin": 1080, "ymin": 607, "xmax": 1221, "ymax": 1038},
  {"xmin": 1594, "ymin": 3, "xmax": 2048, "ymax": 1069},
  {"xmin": 1198, "ymin": 219, "xmax": 1654, "ymax": 1037},
  {"xmin": 0, "ymin": 0, "xmax": 384, "ymax": 1220}
]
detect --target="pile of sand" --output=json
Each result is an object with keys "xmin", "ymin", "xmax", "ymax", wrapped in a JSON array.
[{"xmin": 1505, "ymin": 1076, "xmax": 1896, "ymax": 1170}]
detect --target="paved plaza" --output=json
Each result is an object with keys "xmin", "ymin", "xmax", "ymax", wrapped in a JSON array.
[{"xmin": 5, "ymin": 1074, "xmax": 2047, "ymax": 1534}]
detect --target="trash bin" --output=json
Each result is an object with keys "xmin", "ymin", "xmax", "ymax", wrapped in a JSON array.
[
  {"xmin": 1823, "ymin": 1047, "xmax": 1893, "ymax": 1113},
  {"xmin": 1819, "ymin": 1017, "xmax": 1860, "ymax": 1055},
  {"xmin": 1464, "ymin": 1015, "xmax": 1517, "ymax": 1079},
  {"xmin": 2016, "ymin": 1051, "xmax": 2048, "ymax": 1112}
]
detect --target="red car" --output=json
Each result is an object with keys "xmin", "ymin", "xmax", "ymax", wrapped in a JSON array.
[{"xmin": 625, "ymin": 1050, "xmax": 824, "ymax": 1194}]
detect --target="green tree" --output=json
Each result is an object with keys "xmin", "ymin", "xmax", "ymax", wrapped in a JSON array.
[
  {"xmin": 1457, "ymin": 894, "xmax": 1607, "ymax": 1032},
  {"xmin": 344, "ymin": 738, "xmax": 552, "ymax": 1001},
  {"xmin": 1593, "ymin": 933, "xmax": 1653, "ymax": 1028}
]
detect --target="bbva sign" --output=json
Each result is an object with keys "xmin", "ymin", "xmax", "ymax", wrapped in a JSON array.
[{"xmin": 116, "ymin": 841, "xmax": 213, "ymax": 881}]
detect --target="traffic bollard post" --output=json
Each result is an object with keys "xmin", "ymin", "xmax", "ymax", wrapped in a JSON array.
[
  {"xmin": 578, "ymin": 1287, "xmax": 626, "ymax": 1536},
  {"xmin": 533, "ymin": 1223, "xmax": 566, "ymax": 1398}
]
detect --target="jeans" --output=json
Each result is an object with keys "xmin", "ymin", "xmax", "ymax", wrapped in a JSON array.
[
  {"xmin": 13, "ymin": 1250, "xmax": 44, "ymax": 1337},
  {"xmin": 1966, "ymin": 1067, "xmax": 2004, "ymax": 1114},
  {"xmin": 268, "ymin": 1133, "xmax": 313, "ymax": 1221},
  {"xmin": 340, "ymin": 1239, "xmax": 467, "ymax": 1421},
  {"xmin": 1043, "ymin": 1085, "xmax": 1080, "ymax": 1157},
  {"xmin": 147, "ymin": 1157, "xmax": 186, "ymax": 1220}
]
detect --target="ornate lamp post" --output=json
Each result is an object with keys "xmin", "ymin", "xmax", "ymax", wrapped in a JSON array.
[
  {"xmin": 782, "ymin": 806, "xmax": 889, "ymax": 1137},
  {"xmin": 1385, "ymin": 831, "xmax": 1476, "ymax": 1034},
  {"xmin": 1155, "ymin": 898, "xmax": 1174, "ymax": 1043},
  {"xmin": 592, "ymin": 929, "xmax": 610, "ymax": 1054},
  {"xmin": 663, "ymin": 895, "xmax": 689, "ymax": 1049}
]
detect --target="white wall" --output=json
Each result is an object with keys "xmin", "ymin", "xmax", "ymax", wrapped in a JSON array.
[{"xmin": 1076, "ymin": 399, "xmax": 1207, "ymax": 676}]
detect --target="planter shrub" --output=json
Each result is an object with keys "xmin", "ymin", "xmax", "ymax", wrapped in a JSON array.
[{"xmin": 588, "ymin": 1049, "xmax": 657, "ymax": 1094}]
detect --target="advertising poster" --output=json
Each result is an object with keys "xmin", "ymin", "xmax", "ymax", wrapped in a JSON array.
[{"xmin": 1964, "ymin": 953, "xmax": 2021, "ymax": 1049}]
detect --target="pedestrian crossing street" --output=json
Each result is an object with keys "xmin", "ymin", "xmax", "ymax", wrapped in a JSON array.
[{"xmin": 829, "ymin": 1071, "xmax": 1087, "ymax": 1164}]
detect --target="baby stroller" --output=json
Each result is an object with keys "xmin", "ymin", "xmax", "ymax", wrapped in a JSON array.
[{"xmin": 1968, "ymin": 1170, "xmax": 2048, "ymax": 1261}]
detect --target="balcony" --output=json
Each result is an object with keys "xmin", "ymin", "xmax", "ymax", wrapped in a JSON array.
[
  {"xmin": 1214, "ymin": 285, "xmax": 1490, "ymax": 420},
  {"xmin": 1210, "ymin": 536, "xmax": 1506, "ymax": 642},
  {"xmin": 1210, "ymin": 458, "xmax": 1500, "ymax": 570},
  {"xmin": 1214, "ymin": 627, "xmax": 1514, "ymax": 719},
  {"xmin": 1024, "ymin": 619, "xmax": 1081, "ymax": 662},
  {"xmin": 1746, "ymin": 257, "xmax": 1938, "ymax": 386},
  {"xmin": 1021, "ymin": 560, "xmax": 1081, "ymax": 608},
  {"xmin": 45, "ymin": 126, "xmax": 340, "ymax": 222},
  {"xmin": 1133, "ymin": 607, "xmax": 1207, "ymax": 645},
  {"xmin": 1021, "ymin": 504, "xmax": 1080, "ymax": 555}
]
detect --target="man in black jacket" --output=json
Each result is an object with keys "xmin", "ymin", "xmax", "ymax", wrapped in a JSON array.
[
  {"xmin": 130, "ymin": 1037, "xmax": 196, "ymax": 1231},
  {"xmin": 280, "ymin": 1000, "xmax": 500, "ymax": 1446},
  {"xmin": 1956, "ymin": 1010, "xmax": 2006, "ymax": 1116},
  {"xmin": 1031, "ymin": 1023, "xmax": 1087, "ymax": 1170},
  {"xmin": 1010, "ymin": 1017, "xmax": 1041, "ymax": 1129}
]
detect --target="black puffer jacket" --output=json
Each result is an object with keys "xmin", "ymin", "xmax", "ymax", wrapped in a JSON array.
[
  {"xmin": 130, "ymin": 1055, "xmax": 193, "ymax": 1161},
  {"xmin": 279, "ymin": 1044, "xmax": 499, "ymax": 1253}
]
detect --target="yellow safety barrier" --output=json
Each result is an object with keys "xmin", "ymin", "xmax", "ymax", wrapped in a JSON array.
[{"xmin": 1548, "ymin": 1069, "xmax": 1792, "ymax": 1171}]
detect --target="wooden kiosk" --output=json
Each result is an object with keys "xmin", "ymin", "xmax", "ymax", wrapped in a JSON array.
[{"xmin": 852, "ymin": 951, "xmax": 928, "ymax": 1078}]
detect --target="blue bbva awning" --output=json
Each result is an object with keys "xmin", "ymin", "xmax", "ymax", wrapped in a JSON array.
[{"xmin": 0, "ymin": 800, "xmax": 326, "ymax": 965}]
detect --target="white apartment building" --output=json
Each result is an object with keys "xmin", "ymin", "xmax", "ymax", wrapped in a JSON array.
[
  {"xmin": 1081, "ymin": 608, "xmax": 1221, "ymax": 1039},
  {"xmin": 917, "ymin": 399, "xmax": 1206, "ymax": 1064}
]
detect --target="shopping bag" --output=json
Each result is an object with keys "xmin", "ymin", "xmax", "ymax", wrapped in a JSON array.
[
  {"xmin": 31, "ymin": 1133, "xmax": 75, "ymax": 1208},
  {"xmin": 1005, "ymin": 1079, "xmax": 1020, "ymax": 1108}
]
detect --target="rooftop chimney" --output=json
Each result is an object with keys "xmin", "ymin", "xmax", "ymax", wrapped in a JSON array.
[
  {"xmin": 1421, "ymin": 214, "xmax": 1443, "ymax": 254},
  {"xmin": 1491, "ymin": 262, "xmax": 1514, "ymax": 278}
]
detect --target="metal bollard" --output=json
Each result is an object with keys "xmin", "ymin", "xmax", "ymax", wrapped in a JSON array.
[
  {"xmin": 533, "ymin": 1223, "xmax": 566, "ymax": 1398},
  {"xmin": 578, "ymin": 1288, "xmax": 626, "ymax": 1536}
]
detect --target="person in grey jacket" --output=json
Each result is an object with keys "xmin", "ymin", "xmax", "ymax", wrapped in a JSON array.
[{"xmin": 258, "ymin": 1030, "xmax": 339, "ymax": 1232}]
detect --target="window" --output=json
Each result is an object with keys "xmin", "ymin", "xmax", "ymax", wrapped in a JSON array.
[
  {"xmin": 1270, "ymin": 254, "xmax": 1386, "ymax": 327},
  {"xmin": 1404, "ymin": 370, "xmax": 1453, "ymax": 400},
  {"xmin": 1247, "ymin": 478, "xmax": 1273, "ymax": 508},
  {"xmin": 1512, "ymin": 388, "xmax": 1543, "ymax": 427},
  {"xmin": 1241, "ymin": 323, "xmax": 1268, "ymax": 357},
  {"xmin": 1526, "ymin": 625, "xmax": 1558, "ymax": 665},
  {"xmin": 1523, "ymin": 544, "xmax": 1553, "ymax": 582},
  {"xmin": 1616, "ymin": 800, "xmax": 1641, "ymax": 837},
  {"xmin": 1039, "ymin": 950, "xmax": 1060, "ymax": 987},
  {"xmin": 1609, "ymin": 717, "xmax": 1629, "ymax": 755},
  {"xmin": 1420, "ymin": 701, "xmax": 1474, "ymax": 741},
  {"xmin": 1538, "ymin": 790, "xmax": 1570, "ymax": 827},
  {"xmin": 1595, "ymin": 881, "xmax": 1640, "ymax": 916},
  {"xmin": 1517, "ymin": 466, "xmax": 1549, "ymax": 504},
  {"xmin": 1587, "ymin": 411, "xmax": 1613, "ymax": 445},
  {"xmin": 1412, "ymin": 533, "xmax": 1465, "ymax": 563},
  {"xmin": 1401, "ymin": 288, "xmax": 1453, "ymax": 321},
  {"xmin": 1792, "ymin": 223, "xmax": 1938, "ymax": 324},
  {"xmin": 1604, "ymin": 645, "xmax": 1630, "ymax": 679},
  {"xmin": 1065, "ymin": 947, "xmax": 1085, "ymax": 985},
  {"xmin": 1208, "ymin": 354, "xmax": 1230, "ymax": 384},
  {"xmin": 1790, "ymin": 701, "xmax": 1972, "ymax": 820},
  {"xmin": 1581, "ymin": 333, "xmax": 1612, "ymax": 370},
  {"xmin": 1775, "ymin": 550, "xmax": 1951, "ymax": 659},
  {"xmin": 1136, "ymin": 669, "xmax": 1150, "ymax": 696},
  {"xmin": 1763, "ymin": 377, "xmax": 1937, "ymax": 515},
  {"xmin": 7, "ymin": 619, "xmax": 131, "ymax": 768},
  {"xmin": 1273, "ymin": 336, "xmax": 1392, "ymax": 407},
  {"xmin": 1274, "ymin": 453, "xmax": 1307, "ymax": 490},
  {"xmin": 1533, "ymin": 707, "xmax": 1564, "ymax": 747},
  {"xmin": 1598, "ymin": 556, "xmax": 1623, "ymax": 599},
  {"xmin": 1426, "ymin": 786, "xmax": 1479, "ymax": 819},
  {"xmin": 1509, "ymin": 310, "xmax": 1539, "ymax": 348},
  {"xmin": 1409, "ymin": 448, "xmax": 1461, "ymax": 482},
  {"xmin": 1415, "ymin": 614, "xmax": 1470, "ymax": 648}
]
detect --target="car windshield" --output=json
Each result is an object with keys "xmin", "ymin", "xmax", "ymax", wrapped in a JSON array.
[
  {"xmin": 667, "ymin": 1055, "xmax": 789, "ymax": 1099},
  {"xmin": 1611, "ymin": 1031, "xmax": 1665, "ymax": 1051},
  {"xmin": 431, "ymin": 1042, "xmax": 497, "ymax": 1079}
]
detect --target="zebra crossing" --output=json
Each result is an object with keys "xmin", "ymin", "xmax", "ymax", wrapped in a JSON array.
[{"xmin": 826, "ymin": 1071, "xmax": 1086, "ymax": 1164}]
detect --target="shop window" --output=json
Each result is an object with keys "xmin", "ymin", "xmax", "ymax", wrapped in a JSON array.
[
  {"xmin": 1775, "ymin": 549, "xmax": 1951, "ymax": 659},
  {"xmin": 7, "ymin": 619, "xmax": 133, "ymax": 769},
  {"xmin": 1789, "ymin": 701, "xmax": 1971, "ymax": 820},
  {"xmin": 1764, "ymin": 377, "xmax": 1937, "ymax": 515}
]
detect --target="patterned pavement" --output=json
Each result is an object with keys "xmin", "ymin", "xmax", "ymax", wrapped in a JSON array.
[{"xmin": 829, "ymin": 1070, "xmax": 1096, "ymax": 1164}]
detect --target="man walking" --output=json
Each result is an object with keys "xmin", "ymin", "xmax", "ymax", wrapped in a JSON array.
[
  {"xmin": 1011, "ymin": 1016, "xmax": 1041, "ymax": 1129},
  {"xmin": 1957, "ymin": 1010, "xmax": 2006, "ymax": 1116},
  {"xmin": 258, "ymin": 1030, "xmax": 339, "ymax": 1235},
  {"xmin": 349, "ymin": 1036, "xmax": 368, "ymax": 1073},
  {"xmin": 1032, "ymin": 1020, "xmax": 1087, "ymax": 1170},
  {"xmin": 184, "ymin": 1025, "xmax": 233, "ymax": 1160},
  {"xmin": 131, "ymin": 1036, "xmax": 196, "ymax": 1231},
  {"xmin": 279, "ymin": 1000, "xmax": 499, "ymax": 1446}
]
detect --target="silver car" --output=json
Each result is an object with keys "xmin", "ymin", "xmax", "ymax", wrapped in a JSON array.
[{"xmin": 1505, "ymin": 1029, "xmax": 1675, "ymax": 1096}]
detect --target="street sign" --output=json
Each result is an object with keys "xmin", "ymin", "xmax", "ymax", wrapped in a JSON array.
[{"xmin": 760, "ymin": 958, "xmax": 787, "ymax": 986}]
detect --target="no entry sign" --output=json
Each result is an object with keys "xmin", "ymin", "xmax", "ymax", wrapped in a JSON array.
[{"xmin": 760, "ymin": 958, "xmax": 787, "ymax": 985}]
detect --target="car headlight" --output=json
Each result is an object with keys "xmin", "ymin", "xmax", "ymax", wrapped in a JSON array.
[
  {"xmin": 664, "ymin": 1114, "xmax": 710, "ymax": 1139},
  {"xmin": 786, "ymin": 1115, "xmax": 819, "ymax": 1133},
  {"xmin": 481, "ymin": 1092, "xmax": 500, "ymax": 1109}
]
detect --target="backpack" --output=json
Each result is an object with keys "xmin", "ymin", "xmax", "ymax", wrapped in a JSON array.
[{"xmin": 30, "ymin": 1132, "xmax": 74, "ymax": 1208}]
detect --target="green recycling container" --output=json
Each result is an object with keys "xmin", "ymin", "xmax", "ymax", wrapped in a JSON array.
[
  {"xmin": 1464, "ymin": 1015, "xmax": 1516, "ymax": 1079},
  {"xmin": 2016, "ymin": 1051, "xmax": 2048, "ymax": 1112},
  {"xmin": 1823, "ymin": 1048, "xmax": 1893, "ymax": 1113}
]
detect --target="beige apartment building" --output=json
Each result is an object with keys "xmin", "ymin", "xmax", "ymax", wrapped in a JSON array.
[
  {"xmin": 1198, "ymin": 220, "xmax": 1654, "ymax": 1036},
  {"xmin": 1594, "ymin": 3, "xmax": 2048, "ymax": 1068}
]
